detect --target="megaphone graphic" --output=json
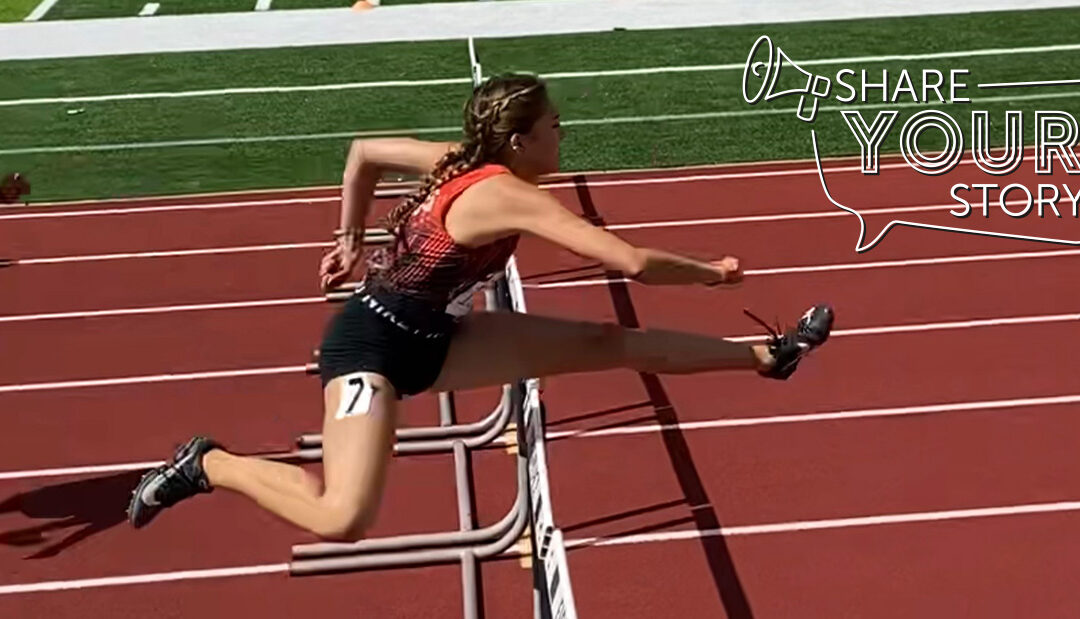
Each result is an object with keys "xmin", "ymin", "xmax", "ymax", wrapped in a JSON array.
[{"xmin": 742, "ymin": 35, "xmax": 832, "ymax": 123}]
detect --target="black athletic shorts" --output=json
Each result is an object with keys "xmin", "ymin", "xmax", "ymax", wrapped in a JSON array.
[{"xmin": 318, "ymin": 282, "xmax": 459, "ymax": 397}]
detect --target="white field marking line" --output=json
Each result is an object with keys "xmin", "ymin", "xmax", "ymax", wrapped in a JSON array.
[
  {"xmin": 254, "ymin": 0, "xmax": 272, "ymax": 10},
  {"xmin": 565, "ymin": 500, "xmax": 1080, "ymax": 550},
  {"xmin": 5, "ymin": 389, "xmax": 1080, "ymax": 483},
  {"xmin": 0, "ymin": 77, "xmax": 472, "ymax": 107},
  {"xmin": 23, "ymin": 0, "xmax": 60, "ymax": 21},
  {"xmin": 0, "ymin": 365, "xmax": 307, "ymax": 394},
  {"xmin": 17, "ymin": 241, "xmax": 333, "ymax": 265},
  {"xmin": 6, "ymin": 89, "xmax": 1080, "ymax": 156},
  {"xmin": 138, "ymin": 3, "xmax": 159, "ymax": 16},
  {"xmin": 3, "ymin": 309, "xmax": 1077, "ymax": 394},
  {"xmin": 979, "ymin": 78, "xmax": 1080, "ymax": 89},
  {"xmin": 1, "ymin": 499, "xmax": 1078, "ymax": 594},
  {"xmin": 544, "ymin": 391, "xmax": 1080, "ymax": 443},
  {"xmin": 7, "ymin": 40, "xmax": 1080, "ymax": 107},
  {"xmin": 0, "ymin": 564, "xmax": 289, "ymax": 595},
  {"xmin": 0, "ymin": 196, "xmax": 338, "ymax": 221},
  {"xmin": 0, "ymin": 297, "xmax": 325, "ymax": 324},
  {"xmin": 0, "ymin": 125, "xmax": 460, "ymax": 156},
  {"xmin": 5, "ymin": 243, "xmax": 1078, "ymax": 323}
]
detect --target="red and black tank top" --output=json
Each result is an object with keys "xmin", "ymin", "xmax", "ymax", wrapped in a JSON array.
[{"xmin": 365, "ymin": 164, "xmax": 520, "ymax": 314}]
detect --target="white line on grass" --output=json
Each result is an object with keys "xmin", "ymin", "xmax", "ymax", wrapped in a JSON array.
[
  {"xmin": 23, "ymin": 0, "xmax": 61, "ymax": 21},
  {"xmin": 254, "ymin": 0, "xmax": 272, "ymax": 10},
  {"xmin": 138, "ymin": 3, "xmax": 159, "ymax": 16},
  {"xmin": 0, "ymin": 77, "xmax": 473, "ymax": 108},
  {"xmin": 4, "ymin": 89, "xmax": 1078, "ymax": 156},
  {"xmin": 6, "ymin": 40, "xmax": 1080, "ymax": 107}
]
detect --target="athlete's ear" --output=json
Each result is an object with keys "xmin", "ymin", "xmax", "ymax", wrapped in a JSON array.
[{"xmin": 508, "ymin": 134, "xmax": 524, "ymax": 152}]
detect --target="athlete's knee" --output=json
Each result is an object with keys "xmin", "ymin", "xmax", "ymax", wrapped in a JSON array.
[{"xmin": 313, "ymin": 498, "xmax": 378, "ymax": 542}]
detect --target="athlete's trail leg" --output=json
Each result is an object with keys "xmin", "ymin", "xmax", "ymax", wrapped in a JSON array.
[{"xmin": 204, "ymin": 372, "xmax": 397, "ymax": 541}]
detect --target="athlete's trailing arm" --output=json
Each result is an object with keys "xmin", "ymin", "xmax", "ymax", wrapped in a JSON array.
[{"xmin": 319, "ymin": 138, "xmax": 458, "ymax": 292}]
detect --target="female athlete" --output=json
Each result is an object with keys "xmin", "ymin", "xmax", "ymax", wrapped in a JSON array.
[{"xmin": 127, "ymin": 74, "xmax": 834, "ymax": 540}]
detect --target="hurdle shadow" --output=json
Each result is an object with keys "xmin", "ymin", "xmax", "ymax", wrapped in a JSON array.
[
  {"xmin": 519, "ymin": 262, "xmax": 605, "ymax": 284},
  {"xmin": 0, "ymin": 470, "xmax": 145, "ymax": 559},
  {"xmin": 546, "ymin": 400, "xmax": 653, "ymax": 429},
  {"xmin": 573, "ymin": 175, "xmax": 757, "ymax": 619},
  {"xmin": 564, "ymin": 498, "xmax": 687, "ymax": 535}
]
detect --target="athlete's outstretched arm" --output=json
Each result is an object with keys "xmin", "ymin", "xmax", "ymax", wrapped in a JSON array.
[{"xmin": 488, "ymin": 175, "xmax": 741, "ymax": 286}]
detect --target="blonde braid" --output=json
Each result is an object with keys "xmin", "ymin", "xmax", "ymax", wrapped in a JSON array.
[{"xmin": 370, "ymin": 74, "xmax": 548, "ymax": 271}]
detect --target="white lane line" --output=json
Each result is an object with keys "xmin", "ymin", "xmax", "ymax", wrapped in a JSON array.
[
  {"xmin": 17, "ymin": 241, "xmax": 332, "ymax": 265},
  {"xmin": 0, "ymin": 563, "xmax": 289, "ymax": 595},
  {"xmin": 1, "ymin": 498, "xmax": 1077, "ymax": 594},
  {"xmin": 0, "ymin": 460, "xmax": 165, "ymax": 480},
  {"xmin": 528, "ymin": 246, "xmax": 1080, "ymax": 290},
  {"xmin": 0, "ymin": 365, "xmax": 307, "ymax": 394},
  {"xmin": 2, "ymin": 156, "xmax": 1046, "ymax": 223},
  {"xmin": 546, "ymin": 392, "xmax": 1080, "ymax": 443},
  {"xmin": 0, "ymin": 310, "xmax": 1076, "ymax": 392},
  {"xmin": 7, "ymin": 243, "xmax": 1074, "ymax": 322},
  {"xmin": 0, "ymin": 297, "xmax": 325, "ymax": 324},
  {"xmin": 567, "ymin": 500, "xmax": 1080, "ymax": 549},
  {"xmin": 1, "ymin": 194, "xmax": 1034, "ymax": 266},
  {"xmin": 0, "ymin": 196, "xmax": 337, "ymax": 221},
  {"xmin": 7, "ymin": 147, "xmax": 1041, "ymax": 211},
  {"xmin": 5, "ymin": 389, "xmax": 1079, "ymax": 482}
]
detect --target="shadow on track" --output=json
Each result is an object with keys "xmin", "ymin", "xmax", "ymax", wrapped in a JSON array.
[{"xmin": 0, "ymin": 470, "xmax": 146, "ymax": 559}]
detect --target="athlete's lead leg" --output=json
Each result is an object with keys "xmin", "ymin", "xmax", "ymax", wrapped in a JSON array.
[{"xmin": 430, "ymin": 305, "xmax": 833, "ymax": 393}]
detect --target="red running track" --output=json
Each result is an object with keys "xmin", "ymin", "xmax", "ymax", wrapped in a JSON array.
[{"xmin": 3, "ymin": 155, "xmax": 1080, "ymax": 618}]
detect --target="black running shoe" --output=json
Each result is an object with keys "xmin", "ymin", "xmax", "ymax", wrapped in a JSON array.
[
  {"xmin": 127, "ymin": 436, "xmax": 219, "ymax": 529},
  {"xmin": 747, "ymin": 305, "xmax": 834, "ymax": 380}
]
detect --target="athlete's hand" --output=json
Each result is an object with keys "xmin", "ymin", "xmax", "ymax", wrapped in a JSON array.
[
  {"xmin": 319, "ymin": 235, "xmax": 363, "ymax": 292},
  {"xmin": 704, "ymin": 256, "xmax": 742, "ymax": 286}
]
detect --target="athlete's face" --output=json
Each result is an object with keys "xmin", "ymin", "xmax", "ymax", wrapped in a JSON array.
[{"xmin": 513, "ymin": 102, "xmax": 562, "ymax": 177}]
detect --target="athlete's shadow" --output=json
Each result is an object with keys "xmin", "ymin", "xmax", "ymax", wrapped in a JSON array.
[{"xmin": 0, "ymin": 470, "xmax": 145, "ymax": 559}]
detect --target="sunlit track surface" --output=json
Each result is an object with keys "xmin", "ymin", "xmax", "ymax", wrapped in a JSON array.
[{"xmin": 3, "ymin": 159, "xmax": 1080, "ymax": 618}]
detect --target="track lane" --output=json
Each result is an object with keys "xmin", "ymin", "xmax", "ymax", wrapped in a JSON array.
[
  {"xmin": 8, "ymin": 156, "xmax": 1080, "ymax": 613},
  {"xmin": 563, "ymin": 509, "xmax": 1080, "ymax": 618},
  {"xmin": 0, "ymin": 558, "xmax": 533, "ymax": 618}
]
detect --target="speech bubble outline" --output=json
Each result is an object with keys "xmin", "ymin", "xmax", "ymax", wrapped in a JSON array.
[{"xmin": 810, "ymin": 129, "xmax": 1080, "ymax": 253}]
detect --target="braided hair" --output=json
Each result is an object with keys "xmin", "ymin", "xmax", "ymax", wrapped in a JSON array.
[{"xmin": 380, "ymin": 73, "xmax": 549, "ymax": 239}]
